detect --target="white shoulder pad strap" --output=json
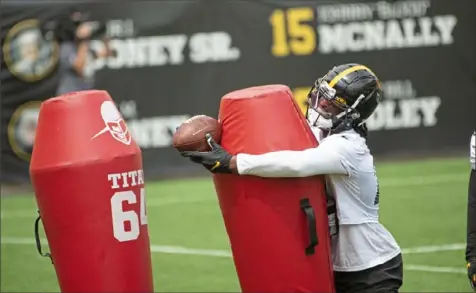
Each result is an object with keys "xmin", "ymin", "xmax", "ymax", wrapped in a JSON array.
[{"xmin": 471, "ymin": 131, "xmax": 475, "ymax": 170}]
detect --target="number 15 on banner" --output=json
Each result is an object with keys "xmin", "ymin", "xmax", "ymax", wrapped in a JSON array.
[
  {"xmin": 111, "ymin": 188, "xmax": 148, "ymax": 242},
  {"xmin": 270, "ymin": 7, "xmax": 316, "ymax": 57}
]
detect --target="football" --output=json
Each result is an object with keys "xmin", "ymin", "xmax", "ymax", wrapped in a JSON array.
[{"xmin": 173, "ymin": 115, "xmax": 222, "ymax": 152}]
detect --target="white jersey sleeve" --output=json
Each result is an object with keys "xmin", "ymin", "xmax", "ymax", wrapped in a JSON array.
[
  {"xmin": 471, "ymin": 131, "xmax": 475, "ymax": 170},
  {"xmin": 236, "ymin": 135, "xmax": 354, "ymax": 177}
]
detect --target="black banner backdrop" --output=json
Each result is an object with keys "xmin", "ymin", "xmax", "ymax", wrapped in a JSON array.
[{"xmin": 1, "ymin": 0, "xmax": 475, "ymax": 183}]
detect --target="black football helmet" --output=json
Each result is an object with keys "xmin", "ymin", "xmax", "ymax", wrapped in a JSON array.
[{"xmin": 306, "ymin": 63, "xmax": 383, "ymax": 136}]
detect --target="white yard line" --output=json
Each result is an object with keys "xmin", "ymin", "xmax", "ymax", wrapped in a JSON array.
[
  {"xmin": 401, "ymin": 243, "xmax": 466, "ymax": 254},
  {"xmin": 404, "ymin": 264, "xmax": 466, "ymax": 274},
  {"xmin": 1, "ymin": 172, "xmax": 469, "ymax": 276},
  {"xmin": 149, "ymin": 244, "xmax": 232, "ymax": 257},
  {"xmin": 1, "ymin": 237, "xmax": 467, "ymax": 274},
  {"xmin": 0, "ymin": 237, "xmax": 465, "ymax": 259},
  {"xmin": 1, "ymin": 237, "xmax": 233, "ymax": 258}
]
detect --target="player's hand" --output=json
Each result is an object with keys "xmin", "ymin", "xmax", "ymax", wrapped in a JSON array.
[
  {"xmin": 180, "ymin": 133, "xmax": 234, "ymax": 174},
  {"xmin": 468, "ymin": 259, "xmax": 476, "ymax": 290}
]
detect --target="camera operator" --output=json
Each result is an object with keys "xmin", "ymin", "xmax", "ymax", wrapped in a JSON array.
[{"xmin": 55, "ymin": 11, "xmax": 113, "ymax": 95}]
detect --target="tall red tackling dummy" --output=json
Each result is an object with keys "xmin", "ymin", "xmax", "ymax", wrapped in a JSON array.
[
  {"xmin": 213, "ymin": 85, "xmax": 335, "ymax": 292},
  {"xmin": 29, "ymin": 90, "xmax": 154, "ymax": 293}
]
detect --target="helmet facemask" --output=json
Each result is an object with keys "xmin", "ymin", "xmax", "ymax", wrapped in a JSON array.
[{"xmin": 306, "ymin": 78, "xmax": 372, "ymax": 132}]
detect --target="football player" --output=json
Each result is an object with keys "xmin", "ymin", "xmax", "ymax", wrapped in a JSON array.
[
  {"xmin": 181, "ymin": 64, "xmax": 403, "ymax": 293},
  {"xmin": 467, "ymin": 130, "xmax": 476, "ymax": 291}
]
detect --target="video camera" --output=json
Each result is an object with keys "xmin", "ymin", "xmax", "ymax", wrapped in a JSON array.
[{"xmin": 42, "ymin": 10, "xmax": 106, "ymax": 43}]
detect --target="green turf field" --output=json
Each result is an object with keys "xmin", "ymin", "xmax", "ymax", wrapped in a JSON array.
[{"xmin": 0, "ymin": 157, "xmax": 473, "ymax": 292}]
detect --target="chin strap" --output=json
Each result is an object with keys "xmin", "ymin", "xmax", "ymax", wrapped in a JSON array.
[
  {"xmin": 330, "ymin": 117, "xmax": 368, "ymax": 138},
  {"xmin": 330, "ymin": 118, "xmax": 352, "ymax": 135},
  {"xmin": 307, "ymin": 101, "xmax": 367, "ymax": 139}
]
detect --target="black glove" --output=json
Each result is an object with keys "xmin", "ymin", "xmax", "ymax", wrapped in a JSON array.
[
  {"xmin": 180, "ymin": 133, "xmax": 233, "ymax": 173},
  {"xmin": 468, "ymin": 259, "xmax": 476, "ymax": 290}
]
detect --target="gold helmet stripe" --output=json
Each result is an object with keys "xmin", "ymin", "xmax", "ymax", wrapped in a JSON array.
[{"xmin": 328, "ymin": 65, "xmax": 376, "ymax": 88}]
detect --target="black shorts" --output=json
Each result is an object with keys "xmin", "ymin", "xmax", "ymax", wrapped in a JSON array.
[{"xmin": 334, "ymin": 254, "xmax": 403, "ymax": 293}]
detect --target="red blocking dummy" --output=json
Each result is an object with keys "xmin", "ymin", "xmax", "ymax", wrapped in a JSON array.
[
  {"xmin": 213, "ymin": 85, "xmax": 335, "ymax": 293},
  {"xmin": 29, "ymin": 90, "xmax": 154, "ymax": 293}
]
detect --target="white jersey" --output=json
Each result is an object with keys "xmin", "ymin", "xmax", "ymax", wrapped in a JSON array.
[{"xmin": 236, "ymin": 126, "xmax": 401, "ymax": 272}]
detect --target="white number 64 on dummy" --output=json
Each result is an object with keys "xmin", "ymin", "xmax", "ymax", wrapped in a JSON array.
[{"xmin": 111, "ymin": 188, "xmax": 148, "ymax": 242}]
